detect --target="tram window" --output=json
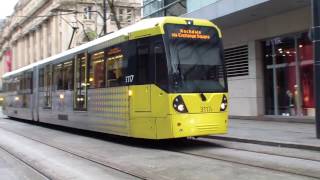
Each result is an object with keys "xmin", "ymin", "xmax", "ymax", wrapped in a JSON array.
[
  {"xmin": 43, "ymin": 65, "xmax": 52, "ymax": 108},
  {"xmin": 136, "ymin": 46, "xmax": 150, "ymax": 84},
  {"xmin": 106, "ymin": 46, "xmax": 127, "ymax": 87},
  {"xmin": 2, "ymin": 81, "xmax": 6, "ymax": 92},
  {"xmin": 18, "ymin": 75, "xmax": 23, "ymax": 93},
  {"xmin": 74, "ymin": 53, "xmax": 87, "ymax": 111},
  {"xmin": 11, "ymin": 77, "xmax": 18, "ymax": 92},
  {"xmin": 25, "ymin": 72, "xmax": 33, "ymax": 94},
  {"xmin": 89, "ymin": 51, "xmax": 105, "ymax": 88},
  {"xmin": 39, "ymin": 68, "xmax": 45, "ymax": 91},
  {"xmin": 53, "ymin": 64, "xmax": 63, "ymax": 90},
  {"xmin": 15, "ymin": 77, "xmax": 19, "ymax": 92},
  {"xmin": 63, "ymin": 60, "xmax": 74, "ymax": 90},
  {"xmin": 154, "ymin": 44, "xmax": 168, "ymax": 88}
]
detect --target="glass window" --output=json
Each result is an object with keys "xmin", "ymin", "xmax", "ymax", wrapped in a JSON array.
[
  {"xmin": 127, "ymin": 9, "xmax": 132, "ymax": 15},
  {"xmin": 25, "ymin": 71, "xmax": 33, "ymax": 94},
  {"xmin": 154, "ymin": 44, "xmax": 168, "ymax": 90},
  {"xmin": 127, "ymin": 15, "xmax": 132, "ymax": 23},
  {"xmin": 119, "ymin": 8, "xmax": 124, "ymax": 15},
  {"xmin": 110, "ymin": 14, "xmax": 115, "ymax": 21},
  {"xmin": 63, "ymin": 61, "xmax": 74, "ymax": 90},
  {"xmin": 39, "ymin": 68, "xmax": 44, "ymax": 91},
  {"xmin": 263, "ymin": 32, "xmax": 315, "ymax": 117},
  {"xmin": 89, "ymin": 51, "xmax": 105, "ymax": 89},
  {"xmin": 136, "ymin": 46, "xmax": 150, "ymax": 84},
  {"xmin": 164, "ymin": 24, "xmax": 226, "ymax": 93},
  {"xmin": 299, "ymin": 33, "xmax": 314, "ymax": 116},
  {"xmin": 43, "ymin": 65, "xmax": 52, "ymax": 108},
  {"xmin": 53, "ymin": 64, "xmax": 63, "ymax": 90},
  {"xmin": 84, "ymin": 6, "xmax": 92, "ymax": 19},
  {"xmin": 53, "ymin": 61, "xmax": 73, "ymax": 91},
  {"xmin": 106, "ymin": 46, "xmax": 127, "ymax": 87},
  {"xmin": 74, "ymin": 53, "xmax": 87, "ymax": 111},
  {"xmin": 19, "ymin": 75, "xmax": 24, "ymax": 93}
]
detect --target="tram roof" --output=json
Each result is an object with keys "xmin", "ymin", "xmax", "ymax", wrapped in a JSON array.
[{"xmin": 3, "ymin": 16, "xmax": 217, "ymax": 78}]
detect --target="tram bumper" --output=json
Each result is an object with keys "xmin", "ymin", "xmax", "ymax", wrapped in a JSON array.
[{"xmin": 169, "ymin": 112, "xmax": 228, "ymax": 138}]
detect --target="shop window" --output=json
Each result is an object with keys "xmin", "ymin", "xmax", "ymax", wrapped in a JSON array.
[
  {"xmin": 106, "ymin": 46, "xmax": 127, "ymax": 87},
  {"xmin": 89, "ymin": 51, "xmax": 105, "ymax": 88},
  {"xmin": 299, "ymin": 32, "xmax": 314, "ymax": 116},
  {"xmin": 263, "ymin": 32, "xmax": 315, "ymax": 117}
]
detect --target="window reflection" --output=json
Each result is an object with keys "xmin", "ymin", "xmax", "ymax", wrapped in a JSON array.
[
  {"xmin": 89, "ymin": 51, "xmax": 105, "ymax": 88},
  {"xmin": 263, "ymin": 32, "xmax": 314, "ymax": 117}
]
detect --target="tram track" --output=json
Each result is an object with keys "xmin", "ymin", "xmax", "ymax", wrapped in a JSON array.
[
  {"xmin": 0, "ymin": 123, "xmax": 319, "ymax": 180},
  {"xmin": 0, "ymin": 145, "xmax": 51, "ymax": 180},
  {"xmin": 163, "ymin": 138, "xmax": 320, "ymax": 179},
  {"xmin": 199, "ymin": 137, "xmax": 320, "ymax": 162},
  {"xmin": 0, "ymin": 126, "xmax": 150, "ymax": 180}
]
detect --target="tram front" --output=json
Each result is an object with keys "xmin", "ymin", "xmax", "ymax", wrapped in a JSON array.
[{"xmin": 162, "ymin": 20, "xmax": 228, "ymax": 138}]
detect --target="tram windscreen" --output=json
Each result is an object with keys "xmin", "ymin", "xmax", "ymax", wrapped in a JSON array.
[{"xmin": 164, "ymin": 24, "xmax": 227, "ymax": 93}]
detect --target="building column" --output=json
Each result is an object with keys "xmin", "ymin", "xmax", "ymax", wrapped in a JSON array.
[
  {"xmin": 29, "ymin": 32, "xmax": 34, "ymax": 64},
  {"xmin": 21, "ymin": 39, "xmax": 24, "ymax": 68},
  {"xmin": 52, "ymin": 16, "xmax": 58, "ymax": 55},
  {"xmin": 17, "ymin": 39, "xmax": 22, "ymax": 68},
  {"xmin": 11, "ymin": 43, "xmax": 17, "ymax": 71},
  {"xmin": 24, "ymin": 36, "xmax": 29, "ymax": 66},
  {"xmin": 43, "ymin": 21, "xmax": 48, "ymax": 58},
  {"xmin": 35, "ymin": 27, "xmax": 41, "ymax": 62}
]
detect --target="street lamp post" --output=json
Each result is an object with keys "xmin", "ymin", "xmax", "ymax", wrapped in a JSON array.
[{"xmin": 312, "ymin": 0, "xmax": 320, "ymax": 139}]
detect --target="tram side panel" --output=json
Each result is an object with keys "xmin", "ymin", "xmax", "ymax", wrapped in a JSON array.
[{"xmin": 4, "ymin": 93, "xmax": 33, "ymax": 120}]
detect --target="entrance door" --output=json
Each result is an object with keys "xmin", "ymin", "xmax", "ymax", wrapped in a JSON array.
[
  {"xmin": 264, "ymin": 37, "xmax": 302, "ymax": 116},
  {"xmin": 74, "ymin": 53, "xmax": 88, "ymax": 111}
]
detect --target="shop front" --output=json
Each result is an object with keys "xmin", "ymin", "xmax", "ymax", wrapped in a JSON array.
[{"xmin": 263, "ymin": 32, "xmax": 314, "ymax": 117}]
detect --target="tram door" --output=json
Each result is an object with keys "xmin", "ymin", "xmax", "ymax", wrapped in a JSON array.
[
  {"xmin": 74, "ymin": 53, "xmax": 88, "ymax": 111},
  {"xmin": 134, "ymin": 46, "xmax": 151, "ymax": 112}
]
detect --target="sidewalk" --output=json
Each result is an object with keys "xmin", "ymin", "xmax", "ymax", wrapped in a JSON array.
[{"xmin": 210, "ymin": 119, "xmax": 320, "ymax": 151}]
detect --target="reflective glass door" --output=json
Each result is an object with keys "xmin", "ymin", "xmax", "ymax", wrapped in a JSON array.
[{"xmin": 263, "ymin": 33, "xmax": 314, "ymax": 117}]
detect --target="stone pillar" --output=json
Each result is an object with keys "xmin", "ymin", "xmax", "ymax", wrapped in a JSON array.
[
  {"xmin": 17, "ymin": 39, "xmax": 22, "ymax": 68},
  {"xmin": 35, "ymin": 27, "xmax": 41, "ymax": 62},
  {"xmin": 43, "ymin": 21, "xmax": 48, "ymax": 58},
  {"xmin": 24, "ymin": 35, "xmax": 29, "ymax": 66},
  {"xmin": 11, "ymin": 43, "xmax": 17, "ymax": 71},
  {"xmin": 52, "ymin": 16, "xmax": 58, "ymax": 55},
  {"xmin": 29, "ymin": 32, "xmax": 34, "ymax": 62},
  {"xmin": 20, "ymin": 37, "xmax": 24, "ymax": 67}
]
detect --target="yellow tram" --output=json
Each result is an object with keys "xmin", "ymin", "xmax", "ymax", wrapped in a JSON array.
[{"xmin": 2, "ymin": 17, "xmax": 228, "ymax": 139}]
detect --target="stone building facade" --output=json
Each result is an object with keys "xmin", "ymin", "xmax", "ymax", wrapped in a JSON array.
[{"xmin": 0, "ymin": 0, "xmax": 141, "ymax": 86}]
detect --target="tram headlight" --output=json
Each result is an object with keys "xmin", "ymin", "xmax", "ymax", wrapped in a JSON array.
[
  {"xmin": 173, "ymin": 95, "xmax": 188, "ymax": 113},
  {"xmin": 14, "ymin": 96, "xmax": 20, "ymax": 101},
  {"xmin": 220, "ymin": 95, "xmax": 228, "ymax": 111}
]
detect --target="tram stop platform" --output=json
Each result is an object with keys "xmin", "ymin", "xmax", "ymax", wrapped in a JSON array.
[{"xmin": 210, "ymin": 118, "xmax": 320, "ymax": 151}]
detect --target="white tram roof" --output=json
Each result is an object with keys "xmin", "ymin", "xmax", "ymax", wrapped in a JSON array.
[{"xmin": 2, "ymin": 17, "xmax": 170, "ymax": 79}]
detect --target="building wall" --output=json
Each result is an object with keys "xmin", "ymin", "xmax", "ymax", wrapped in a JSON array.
[{"xmin": 222, "ymin": 7, "xmax": 311, "ymax": 117}]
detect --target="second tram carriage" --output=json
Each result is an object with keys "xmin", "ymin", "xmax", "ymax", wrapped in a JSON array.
[{"xmin": 2, "ymin": 17, "xmax": 228, "ymax": 139}]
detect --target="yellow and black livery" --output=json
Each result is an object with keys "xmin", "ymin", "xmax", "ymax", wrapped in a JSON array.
[{"xmin": 2, "ymin": 17, "xmax": 228, "ymax": 139}]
